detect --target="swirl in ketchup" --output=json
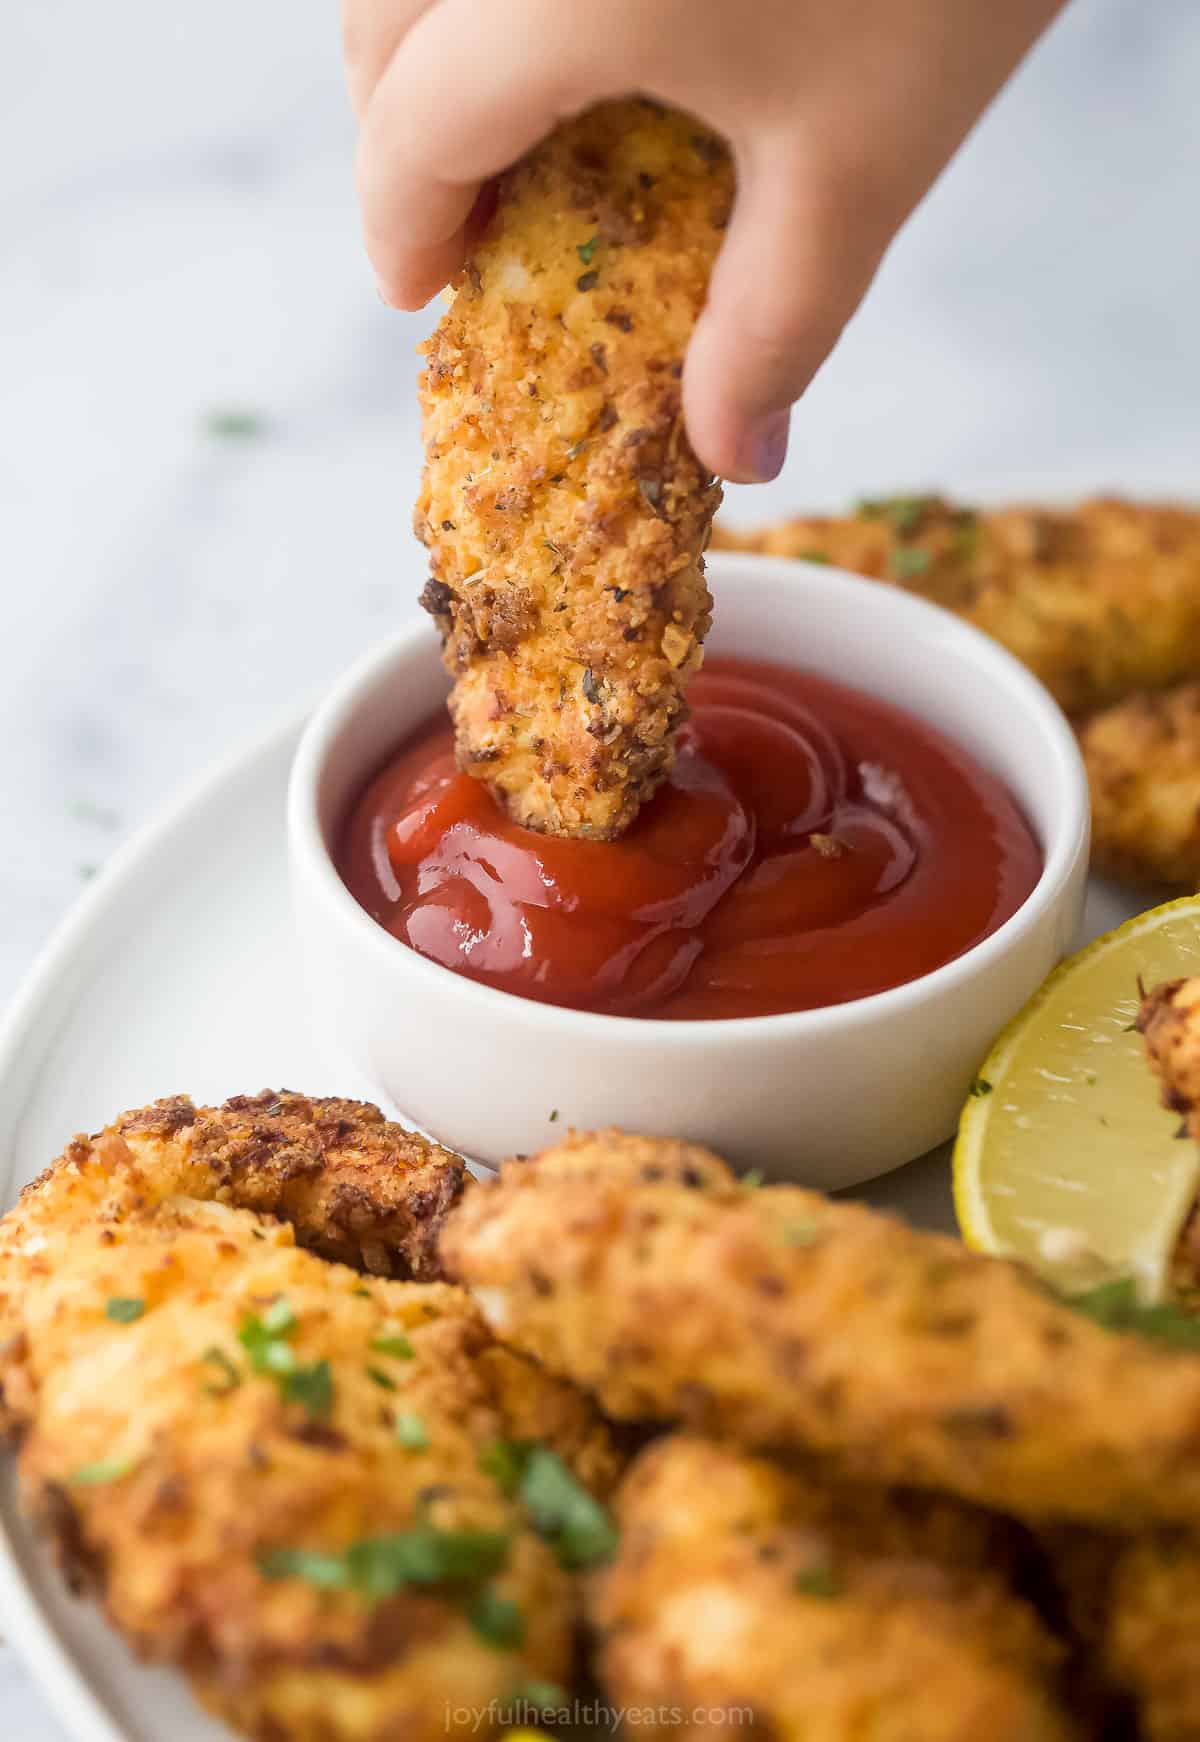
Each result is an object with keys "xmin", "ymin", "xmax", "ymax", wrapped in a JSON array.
[{"xmin": 336, "ymin": 657, "xmax": 1041, "ymax": 1020}]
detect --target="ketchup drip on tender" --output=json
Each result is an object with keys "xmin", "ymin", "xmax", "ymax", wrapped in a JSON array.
[{"xmin": 337, "ymin": 657, "xmax": 1042, "ymax": 1021}]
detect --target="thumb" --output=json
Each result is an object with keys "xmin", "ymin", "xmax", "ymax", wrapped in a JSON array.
[{"xmin": 683, "ymin": 139, "xmax": 889, "ymax": 483}]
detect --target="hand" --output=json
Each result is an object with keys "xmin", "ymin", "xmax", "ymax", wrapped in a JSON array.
[{"xmin": 344, "ymin": 0, "xmax": 1065, "ymax": 482}]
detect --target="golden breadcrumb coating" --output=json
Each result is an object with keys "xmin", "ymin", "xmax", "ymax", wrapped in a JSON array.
[
  {"xmin": 716, "ymin": 495, "xmax": 1200, "ymax": 714},
  {"xmin": 591, "ymin": 1436, "xmax": 1075, "ymax": 1742},
  {"xmin": 1140, "ymin": 976, "xmax": 1200, "ymax": 1131},
  {"xmin": 416, "ymin": 100, "xmax": 730, "ymax": 839},
  {"xmin": 1044, "ymin": 1525, "xmax": 1200, "ymax": 1742},
  {"xmin": 1077, "ymin": 682, "xmax": 1200, "ymax": 886},
  {"xmin": 441, "ymin": 1130, "xmax": 1200, "ymax": 1530},
  {"xmin": 23, "ymin": 1090, "xmax": 467, "ymax": 1279},
  {"xmin": 0, "ymin": 1102, "xmax": 619, "ymax": 1742}
]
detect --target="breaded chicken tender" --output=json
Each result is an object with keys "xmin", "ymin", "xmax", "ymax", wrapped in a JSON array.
[
  {"xmin": 1044, "ymin": 1525, "xmax": 1200, "ymax": 1742},
  {"xmin": 1078, "ymin": 683, "xmax": 1200, "ymax": 887},
  {"xmin": 416, "ymin": 100, "xmax": 730, "ymax": 839},
  {"xmin": 716, "ymin": 495, "xmax": 1200, "ymax": 715},
  {"xmin": 0, "ymin": 1103, "xmax": 620, "ymax": 1742},
  {"xmin": 441, "ymin": 1130, "xmax": 1200, "ymax": 1530},
  {"xmin": 14, "ymin": 1089, "xmax": 466, "ymax": 1280},
  {"xmin": 592, "ymin": 1436, "xmax": 1075, "ymax": 1742}
]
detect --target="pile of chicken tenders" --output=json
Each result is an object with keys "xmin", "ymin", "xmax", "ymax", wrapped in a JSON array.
[{"xmin": 3, "ymin": 981, "xmax": 1200, "ymax": 1742}]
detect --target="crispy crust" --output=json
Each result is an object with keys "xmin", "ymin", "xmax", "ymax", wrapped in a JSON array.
[
  {"xmin": 1078, "ymin": 683, "xmax": 1200, "ymax": 887},
  {"xmin": 0, "ymin": 1101, "xmax": 619, "ymax": 1742},
  {"xmin": 717, "ymin": 495, "xmax": 1200, "ymax": 715},
  {"xmin": 23, "ymin": 1090, "xmax": 468, "ymax": 1280},
  {"xmin": 592, "ymin": 1435, "xmax": 1075, "ymax": 1742},
  {"xmin": 441, "ymin": 1130, "xmax": 1200, "ymax": 1530},
  {"xmin": 416, "ymin": 100, "xmax": 730, "ymax": 838},
  {"xmin": 1044, "ymin": 1525, "xmax": 1200, "ymax": 1742}
]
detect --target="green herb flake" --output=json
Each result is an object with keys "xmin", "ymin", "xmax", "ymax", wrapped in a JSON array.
[
  {"xmin": 284, "ymin": 1359, "xmax": 334, "ymax": 1418},
  {"xmin": 203, "ymin": 407, "xmax": 266, "ymax": 442},
  {"xmin": 469, "ymin": 1588, "xmax": 526, "ymax": 1649},
  {"xmin": 395, "ymin": 1412, "xmax": 429, "ymax": 1451},
  {"xmin": 799, "ymin": 548, "xmax": 831, "ymax": 565},
  {"xmin": 508, "ymin": 1679, "xmax": 568, "ymax": 1714},
  {"xmin": 575, "ymin": 236, "xmax": 600, "ymax": 266},
  {"xmin": 741, "ymin": 1169, "xmax": 765, "ymax": 1190},
  {"xmin": 1065, "ymin": 1276, "xmax": 1200, "ymax": 1348},
  {"xmin": 366, "ymin": 1364, "xmax": 398, "ymax": 1391},
  {"xmin": 890, "ymin": 545, "xmax": 932, "ymax": 580},
  {"xmin": 517, "ymin": 1446, "xmax": 618, "ymax": 1570},
  {"xmin": 71, "ymin": 1458, "xmax": 134, "ymax": 1487},
  {"xmin": 201, "ymin": 1346, "xmax": 242, "ymax": 1396},
  {"xmin": 259, "ymin": 1546, "xmax": 352, "ymax": 1589},
  {"xmin": 479, "ymin": 1439, "xmax": 526, "ymax": 1496},
  {"xmin": 260, "ymin": 1526, "xmax": 510, "ymax": 1603},
  {"xmin": 969, "ymin": 1078, "xmax": 993, "ymax": 1099},
  {"xmin": 548, "ymin": 1109, "xmax": 560, "ymax": 1123},
  {"xmin": 105, "ymin": 1297, "xmax": 145, "ymax": 1323},
  {"xmin": 856, "ymin": 494, "xmax": 933, "ymax": 537},
  {"xmin": 795, "ymin": 1565, "xmax": 843, "ymax": 1599},
  {"xmin": 369, "ymin": 1333, "xmax": 415, "ymax": 1360},
  {"xmin": 347, "ymin": 1526, "xmax": 511, "ymax": 1600}
]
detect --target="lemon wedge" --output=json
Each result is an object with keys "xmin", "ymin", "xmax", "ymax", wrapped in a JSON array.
[{"xmin": 954, "ymin": 896, "xmax": 1200, "ymax": 1302}]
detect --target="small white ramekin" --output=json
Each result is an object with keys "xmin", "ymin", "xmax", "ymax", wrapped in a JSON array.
[{"xmin": 288, "ymin": 553, "xmax": 1089, "ymax": 1187}]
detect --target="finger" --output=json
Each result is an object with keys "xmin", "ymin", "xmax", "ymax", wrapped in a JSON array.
[
  {"xmin": 355, "ymin": 0, "xmax": 617, "ymax": 307},
  {"xmin": 341, "ymin": 0, "xmax": 435, "ymax": 120},
  {"xmin": 683, "ymin": 139, "xmax": 891, "ymax": 483}
]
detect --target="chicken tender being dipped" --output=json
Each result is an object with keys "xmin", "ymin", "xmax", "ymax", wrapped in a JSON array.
[
  {"xmin": 416, "ymin": 100, "xmax": 731, "ymax": 839},
  {"xmin": 0, "ymin": 1103, "xmax": 620, "ymax": 1742},
  {"xmin": 1079, "ymin": 684, "xmax": 1200, "ymax": 887},
  {"xmin": 716, "ymin": 495, "xmax": 1200, "ymax": 715},
  {"xmin": 441, "ymin": 1130, "xmax": 1200, "ymax": 1530},
  {"xmin": 592, "ymin": 1436, "xmax": 1076, "ymax": 1742}
]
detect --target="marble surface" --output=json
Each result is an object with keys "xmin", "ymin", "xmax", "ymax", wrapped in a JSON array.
[{"xmin": 1, "ymin": 0, "xmax": 1199, "ymax": 1731}]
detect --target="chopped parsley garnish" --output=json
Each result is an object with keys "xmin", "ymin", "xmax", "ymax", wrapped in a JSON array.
[
  {"xmin": 483, "ymin": 1442, "xmax": 617, "ymax": 1569},
  {"xmin": 479, "ymin": 1439, "xmax": 526, "ymax": 1495},
  {"xmin": 469, "ymin": 1588, "xmax": 526, "ymax": 1649},
  {"xmin": 799, "ymin": 548, "xmax": 831, "ymax": 564},
  {"xmin": 575, "ymin": 236, "xmax": 600, "ymax": 266},
  {"xmin": 284, "ymin": 1359, "xmax": 334, "ymax": 1417},
  {"xmin": 395, "ymin": 1412, "xmax": 429, "ymax": 1451},
  {"xmin": 890, "ymin": 545, "xmax": 932, "ymax": 580},
  {"xmin": 969, "ymin": 1078, "xmax": 993, "ymax": 1098},
  {"xmin": 509, "ymin": 1679, "xmax": 568, "ymax": 1713},
  {"xmin": 71, "ymin": 1458, "xmax": 134, "ymax": 1487},
  {"xmin": 366, "ymin": 1364, "xmax": 397, "ymax": 1391},
  {"xmin": 203, "ymin": 407, "xmax": 266, "ymax": 441},
  {"xmin": 795, "ymin": 1565, "xmax": 843, "ymax": 1598},
  {"xmin": 105, "ymin": 1297, "xmax": 144, "ymax": 1323},
  {"xmin": 369, "ymin": 1332, "xmax": 415, "ymax": 1360},
  {"xmin": 259, "ymin": 1546, "xmax": 351, "ymax": 1588},
  {"xmin": 201, "ymin": 1346, "xmax": 242, "ymax": 1396},
  {"xmin": 1064, "ymin": 1277, "xmax": 1200, "ymax": 1348},
  {"xmin": 548, "ymin": 1108, "xmax": 560, "ymax": 1123},
  {"xmin": 741, "ymin": 1169, "xmax": 765, "ymax": 1190},
  {"xmin": 856, "ymin": 494, "xmax": 933, "ymax": 537},
  {"xmin": 259, "ymin": 1525, "xmax": 511, "ymax": 1602},
  {"xmin": 238, "ymin": 1299, "xmax": 334, "ymax": 1417}
]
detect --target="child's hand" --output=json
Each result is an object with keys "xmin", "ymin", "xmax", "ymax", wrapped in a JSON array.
[{"xmin": 344, "ymin": 0, "xmax": 1064, "ymax": 482}]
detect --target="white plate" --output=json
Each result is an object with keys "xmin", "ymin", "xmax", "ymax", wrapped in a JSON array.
[{"xmin": 0, "ymin": 706, "xmax": 1147, "ymax": 1742}]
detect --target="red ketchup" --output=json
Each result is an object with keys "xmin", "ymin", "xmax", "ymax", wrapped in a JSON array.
[{"xmin": 336, "ymin": 657, "xmax": 1041, "ymax": 1021}]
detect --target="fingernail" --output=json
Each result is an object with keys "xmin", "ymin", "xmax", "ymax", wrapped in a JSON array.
[{"xmin": 747, "ymin": 409, "xmax": 790, "ymax": 483}]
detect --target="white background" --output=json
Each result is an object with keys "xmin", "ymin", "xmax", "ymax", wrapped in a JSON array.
[{"xmin": 1, "ymin": 0, "xmax": 1198, "ymax": 1730}]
